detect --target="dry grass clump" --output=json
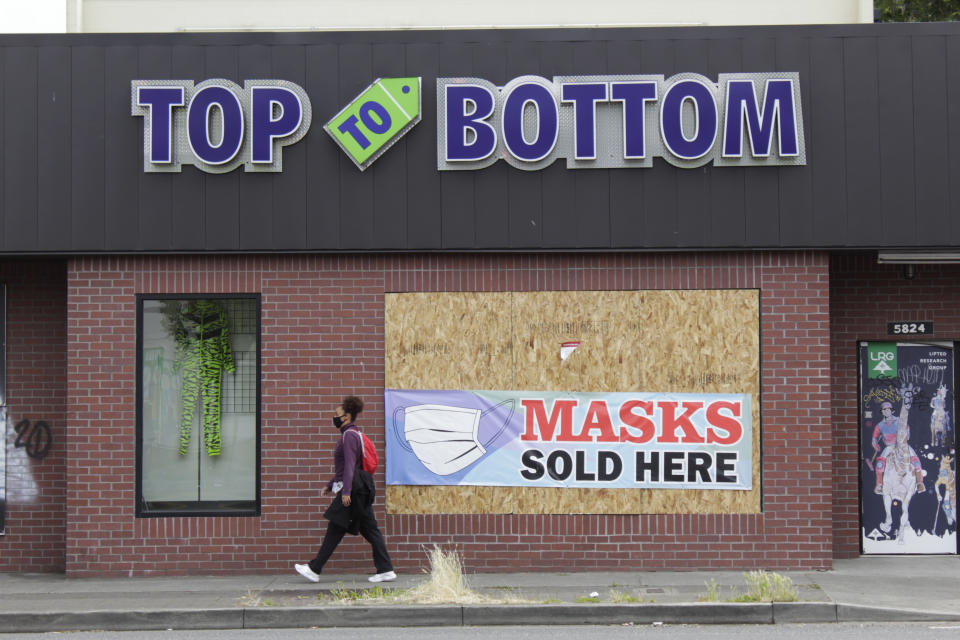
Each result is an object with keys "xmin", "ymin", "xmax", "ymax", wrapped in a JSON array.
[
  {"xmin": 729, "ymin": 571, "xmax": 799, "ymax": 602},
  {"xmin": 740, "ymin": 570, "xmax": 799, "ymax": 602},
  {"xmin": 698, "ymin": 571, "xmax": 799, "ymax": 603},
  {"xmin": 399, "ymin": 545, "xmax": 493, "ymax": 604},
  {"xmin": 324, "ymin": 545, "xmax": 537, "ymax": 605}
]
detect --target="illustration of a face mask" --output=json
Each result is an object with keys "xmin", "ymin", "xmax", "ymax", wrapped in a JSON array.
[
  {"xmin": 393, "ymin": 399, "xmax": 514, "ymax": 476},
  {"xmin": 402, "ymin": 404, "xmax": 485, "ymax": 476}
]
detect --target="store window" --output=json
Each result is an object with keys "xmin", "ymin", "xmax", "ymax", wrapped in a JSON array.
[{"xmin": 136, "ymin": 295, "xmax": 260, "ymax": 516}]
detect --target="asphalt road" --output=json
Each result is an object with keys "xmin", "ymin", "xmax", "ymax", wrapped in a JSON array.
[{"xmin": 4, "ymin": 623, "xmax": 960, "ymax": 640}]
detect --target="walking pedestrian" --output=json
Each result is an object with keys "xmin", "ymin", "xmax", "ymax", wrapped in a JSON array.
[{"xmin": 295, "ymin": 395, "xmax": 396, "ymax": 583}]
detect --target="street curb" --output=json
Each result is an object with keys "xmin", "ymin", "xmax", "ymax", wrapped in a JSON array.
[
  {"xmin": 837, "ymin": 604, "xmax": 960, "ymax": 623},
  {"xmin": 462, "ymin": 603, "xmax": 773, "ymax": 626},
  {"xmin": 0, "ymin": 609, "xmax": 242, "ymax": 634},
  {"xmin": 243, "ymin": 605, "xmax": 462, "ymax": 628},
  {"xmin": 773, "ymin": 602, "xmax": 838, "ymax": 623},
  {"xmin": 5, "ymin": 602, "xmax": 960, "ymax": 633}
]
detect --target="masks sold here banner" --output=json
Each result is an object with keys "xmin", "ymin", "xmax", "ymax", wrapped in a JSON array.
[{"xmin": 385, "ymin": 389, "xmax": 752, "ymax": 490}]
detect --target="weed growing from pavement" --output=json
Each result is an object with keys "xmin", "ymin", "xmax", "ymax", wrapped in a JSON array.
[
  {"xmin": 698, "ymin": 578, "xmax": 722, "ymax": 602},
  {"xmin": 697, "ymin": 571, "xmax": 799, "ymax": 603},
  {"xmin": 328, "ymin": 582, "xmax": 352, "ymax": 601},
  {"xmin": 575, "ymin": 595, "xmax": 601, "ymax": 603},
  {"xmin": 322, "ymin": 546, "xmax": 538, "ymax": 606},
  {"xmin": 325, "ymin": 582, "xmax": 406, "ymax": 603},
  {"xmin": 609, "ymin": 589, "xmax": 643, "ymax": 603},
  {"xmin": 400, "ymin": 545, "xmax": 483, "ymax": 604},
  {"xmin": 733, "ymin": 571, "xmax": 799, "ymax": 602}
]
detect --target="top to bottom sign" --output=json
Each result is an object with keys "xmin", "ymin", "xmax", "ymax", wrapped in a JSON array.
[{"xmin": 132, "ymin": 71, "xmax": 804, "ymax": 174}]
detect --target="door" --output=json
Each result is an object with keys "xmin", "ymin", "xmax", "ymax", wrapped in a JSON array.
[
  {"xmin": 0, "ymin": 284, "xmax": 5, "ymax": 534},
  {"xmin": 860, "ymin": 341, "xmax": 957, "ymax": 554}
]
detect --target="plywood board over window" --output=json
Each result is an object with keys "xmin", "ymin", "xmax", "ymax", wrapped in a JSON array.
[{"xmin": 384, "ymin": 290, "xmax": 760, "ymax": 514}]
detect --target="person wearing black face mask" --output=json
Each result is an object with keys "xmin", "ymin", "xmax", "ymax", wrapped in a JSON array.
[{"xmin": 295, "ymin": 395, "xmax": 396, "ymax": 584}]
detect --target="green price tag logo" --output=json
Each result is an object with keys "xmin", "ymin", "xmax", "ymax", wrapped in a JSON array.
[
  {"xmin": 868, "ymin": 342, "xmax": 898, "ymax": 379},
  {"xmin": 325, "ymin": 77, "xmax": 421, "ymax": 171}
]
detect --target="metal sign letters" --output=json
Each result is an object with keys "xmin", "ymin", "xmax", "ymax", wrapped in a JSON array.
[
  {"xmin": 437, "ymin": 72, "xmax": 805, "ymax": 171},
  {"xmin": 132, "ymin": 79, "xmax": 313, "ymax": 173}
]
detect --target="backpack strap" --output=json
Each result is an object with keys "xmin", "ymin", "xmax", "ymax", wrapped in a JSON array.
[{"xmin": 348, "ymin": 428, "xmax": 364, "ymax": 461}]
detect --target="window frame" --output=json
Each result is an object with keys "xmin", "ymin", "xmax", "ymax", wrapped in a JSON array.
[{"xmin": 135, "ymin": 293, "xmax": 262, "ymax": 518}]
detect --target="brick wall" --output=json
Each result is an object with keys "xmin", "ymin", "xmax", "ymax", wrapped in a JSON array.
[
  {"xmin": 0, "ymin": 259, "xmax": 67, "ymax": 572},
  {"xmin": 64, "ymin": 251, "xmax": 832, "ymax": 576},
  {"xmin": 830, "ymin": 253, "xmax": 960, "ymax": 558}
]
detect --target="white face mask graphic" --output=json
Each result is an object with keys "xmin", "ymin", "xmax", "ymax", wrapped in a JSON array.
[{"xmin": 402, "ymin": 404, "xmax": 485, "ymax": 476}]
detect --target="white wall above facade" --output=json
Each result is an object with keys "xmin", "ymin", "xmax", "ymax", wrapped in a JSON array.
[
  {"xmin": 0, "ymin": 0, "xmax": 67, "ymax": 32},
  {"xmin": 70, "ymin": 0, "xmax": 873, "ymax": 32}
]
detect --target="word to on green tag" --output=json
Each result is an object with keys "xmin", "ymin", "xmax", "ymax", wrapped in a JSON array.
[{"xmin": 325, "ymin": 77, "xmax": 421, "ymax": 171}]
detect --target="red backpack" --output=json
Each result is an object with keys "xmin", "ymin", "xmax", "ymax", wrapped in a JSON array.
[{"xmin": 349, "ymin": 429, "xmax": 379, "ymax": 474}]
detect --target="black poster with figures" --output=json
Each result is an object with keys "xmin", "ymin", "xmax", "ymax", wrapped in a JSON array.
[
  {"xmin": 860, "ymin": 342, "xmax": 957, "ymax": 554},
  {"xmin": 0, "ymin": 407, "xmax": 5, "ymax": 536},
  {"xmin": 1, "ymin": 284, "xmax": 5, "ymax": 535}
]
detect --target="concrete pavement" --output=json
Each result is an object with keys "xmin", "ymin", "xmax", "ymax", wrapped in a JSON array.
[{"xmin": 1, "ymin": 556, "xmax": 959, "ymax": 633}]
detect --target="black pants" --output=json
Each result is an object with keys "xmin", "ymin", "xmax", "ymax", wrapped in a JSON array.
[{"xmin": 308, "ymin": 508, "xmax": 393, "ymax": 575}]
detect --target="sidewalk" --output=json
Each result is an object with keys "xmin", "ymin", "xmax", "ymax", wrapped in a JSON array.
[{"xmin": 1, "ymin": 556, "xmax": 959, "ymax": 633}]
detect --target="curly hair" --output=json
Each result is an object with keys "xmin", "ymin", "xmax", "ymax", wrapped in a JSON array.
[{"xmin": 342, "ymin": 395, "xmax": 364, "ymax": 419}]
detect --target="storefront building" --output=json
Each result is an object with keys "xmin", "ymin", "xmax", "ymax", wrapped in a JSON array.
[{"xmin": 0, "ymin": 21, "xmax": 957, "ymax": 576}]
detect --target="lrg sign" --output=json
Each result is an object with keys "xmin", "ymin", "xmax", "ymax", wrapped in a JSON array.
[
  {"xmin": 131, "ymin": 79, "xmax": 312, "ymax": 173},
  {"xmin": 437, "ymin": 72, "xmax": 805, "ymax": 171}
]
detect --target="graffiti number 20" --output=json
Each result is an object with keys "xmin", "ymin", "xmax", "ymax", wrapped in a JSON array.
[{"xmin": 14, "ymin": 419, "xmax": 52, "ymax": 460}]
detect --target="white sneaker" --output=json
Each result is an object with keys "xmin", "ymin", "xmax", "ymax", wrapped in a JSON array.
[
  {"xmin": 368, "ymin": 570, "xmax": 396, "ymax": 583},
  {"xmin": 295, "ymin": 563, "xmax": 320, "ymax": 583}
]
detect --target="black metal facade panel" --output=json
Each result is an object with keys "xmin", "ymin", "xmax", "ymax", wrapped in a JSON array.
[{"xmin": 2, "ymin": 23, "xmax": 960, "ymax": 253}]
